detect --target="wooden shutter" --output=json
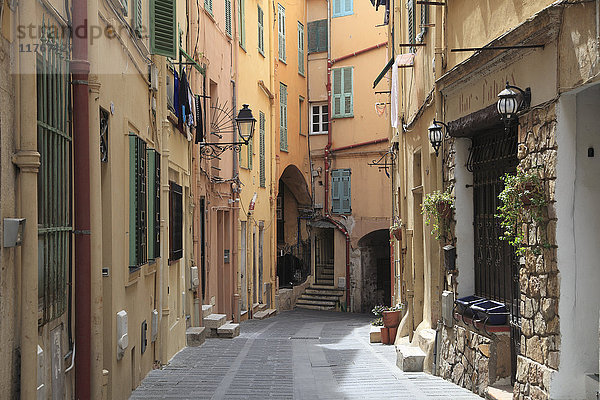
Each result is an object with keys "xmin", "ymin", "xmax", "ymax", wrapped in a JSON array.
[
  {"xmin": 280, "ymin": 83, "xmax": 288, "ymax": 151},
  {"xmin": 332, "ymin": 68, "xmax": 342, "ymax": 117},
  {"xmin": 239, "ymin": 0, "xmax": 246, "ymax": 48},
  {"xmin": 129, "ymin": 135, "xmax": 137, "ymax": 267},
  {"xmin": 259, "ymin": 111, "xmax": 266, "ymax": 187},
  {"xmin": 408, "ymin": 0, "xmax": 415, "ymax": 49},
  {"xmin": 204, "ymin": 0, "xmax": 213, "ymax": 14},
  {"xmin": 150, "ymin": 0, "xmax": 177, "ymax": 59},
  {"xmin": 317, "ymin": 20, "xmax": 327, "ymax": 52},
  {"xmin": 298, "ymin": 22, "xmax": 304, "ymax": 74},
  {"xmin": 225, "ymin": 0, "xmax": 232, "ymax": 36},
  {"xmin": 133, "ymin": 0, "xmax": 143, "ymax": 37},
  {"xmin": 129, "ymin": 135, "xmax": 147, "ymax": 268},
  {"xmin": 278, "ymin": 4, "xmax": 286, "ymax": 62},
  {"xmin": 153, "ymin": 151, "xmax": 161, "ymax": 258},
  {"xmin": 147, "ymin": 149, "xmax": 161, "ymax": 260},
  {"xmin": 341, "ymin": 169, "xmax": 351, "ymax": 213},
  {"xmin": 169, "ymin": 181, "xmax": 183, "ymax": 261},
  {"xmin": 343, "ymin": 67, "xmax": 353, "ymax": 116},
  {"xmin": 258, "ymin": 6, "xmax": 264, "ymax": 53},
  {"xmin": 120, "ymin": 0, "xmax": 129, "ymax": 15},
  {"xmin": 331, "ymin": 170, "xmax": 341, "ymax": 213}
]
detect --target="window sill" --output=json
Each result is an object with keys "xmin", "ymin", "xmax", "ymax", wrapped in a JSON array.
[
  {"xmin": 310, "ymin": 131, "xmax": 328, "ymax": 136},
  {"xmin": 239, "ymin": 44, "xmax": 247, "ymax": 53},
  {"xmin": 279, "ymin": 58, "xmax": 287, "ymax": 65},
  {"xmin": 126, "ymin": 267, "xmax": 141, "ymax": 287},
  {"xmin": 280, "ymin": 148, "xmax": 289, "ymax": 153},
  {"xmin": 298, "ymin": 71, "xmax": 305, "ymax": 78},
  {"xmin": 332, "ymin": 12, "xmax": 353, "ymax": 18},
  {"xmin": 258, "ymin": 49, "xmax": 265, "ymax": 57},
  {"xmin": 332, "ymin": 114, "xmax": 354, "ymax": 119}
]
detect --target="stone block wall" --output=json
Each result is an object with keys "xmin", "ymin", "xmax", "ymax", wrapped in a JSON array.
[
  {"xmin": 512, "ymin": 102, "xmax": 560, "ymax": 400},
  {"xmin": 439, "ymin": 323, "xmax": 511, "ymax": 396}
]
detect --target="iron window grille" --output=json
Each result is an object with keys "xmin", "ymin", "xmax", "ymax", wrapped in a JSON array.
[{"xmin": 169, "ymin": 181, "xmax": 183, "ymax": 261}]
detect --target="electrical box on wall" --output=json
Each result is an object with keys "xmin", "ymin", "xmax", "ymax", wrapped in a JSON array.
[
  {"xmin": 441, "ymin": 291, "xmax": 454, "ymax": 328},
  {"xmin": 116, "ymin": 310, "xmax": 128, "ymax": 360},
  {"xmin": 338, "ymin": 277, "xmax": 346, "ymax": 289},
  {"xmin": 190, "ymin": 266, "xmax": 199, "ymax": 289}
]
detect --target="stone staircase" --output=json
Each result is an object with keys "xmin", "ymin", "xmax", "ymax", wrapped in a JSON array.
[
  {"xmin": 252, "ymin": 303, "xmax": 277, "ymax": 319},
  {"xmin": 200, "ymin": 304, "xmax": 240, "ymax": 339},
  {"xmin": 296, "ymin": 285, "xmax": 344, "ymax": 310},
  {"xmin": 315, "ymin": 263, "xmax": 334, "ymax": 286}
]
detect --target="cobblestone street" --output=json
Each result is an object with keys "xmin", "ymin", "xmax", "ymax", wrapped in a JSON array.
[{"xmin": 131, "ymin": 309, "xmax": 481, "ymax": 399}]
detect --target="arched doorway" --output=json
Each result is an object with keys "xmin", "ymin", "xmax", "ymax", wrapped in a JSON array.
[{"xmin": 358, "ymin": 229, "xmax": 391, "ymax": 313}]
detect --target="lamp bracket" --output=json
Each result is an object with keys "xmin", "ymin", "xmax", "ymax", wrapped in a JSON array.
[
  {"xmin": 505, "ymin": 83, "xmax": 531, "ymax": 111},
  {"xmin": 368, "ymin": 150, "xmax": 396, "ymax": 178}
]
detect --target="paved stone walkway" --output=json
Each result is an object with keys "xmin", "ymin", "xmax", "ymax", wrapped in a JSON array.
[{"xmin": 131, "ymin": 309, "xmax": 481, "ymax": 399}]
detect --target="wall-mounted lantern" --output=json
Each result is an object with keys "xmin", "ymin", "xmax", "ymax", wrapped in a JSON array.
[
  {"xmin": 497, "ymin": 82, "xmax": 531, "ymax": 131},
  {"xmin": 200, "ymin": 104, "xmax": 256, "ymax": 160},
  {"xmin": 428, "ymin": 119, "xmax": 449, "ymax": 157},
  {"xmin": 3, "ymin": 218, "xmax": 26, "ymax": 247}
]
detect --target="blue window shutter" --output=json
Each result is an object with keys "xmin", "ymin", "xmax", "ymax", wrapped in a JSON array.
[
  {"xmin": 280, "ymin": 84, "xmax": 288, "ymax": 151},
  {"xmin": 258, "ymin": 6, "xmax": 264, "ymax": 54},
  {"xmin": 278, "ymin": 4, "xmax": 286, "ymax": 62},
  {"xmin": 341, "ymin": 169, "xmax": 351, "ymax": 213},
  {"xmin": 332, "ymin": 67, "xmax": 353, "ymax": 118},
  {"xmin": 332, "ymin": 0, "xmax": 341, "ymax": 17},
  {"xmin": 298, "ymin": 22, "xmax": 304, "ymax": 75},
  {"xmin": 240, "ymin": 0, "xmax": 246, "ymax": 48},
  {"xmin": 331, "ymin": 169, "xmax": 341, "ymax": 213}
]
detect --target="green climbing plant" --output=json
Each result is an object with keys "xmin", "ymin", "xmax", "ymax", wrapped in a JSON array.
[{"xmin": 421, "ymin": 187, "xmax": 454, "ymax": 241}]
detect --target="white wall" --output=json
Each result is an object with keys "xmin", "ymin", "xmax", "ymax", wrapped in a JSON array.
[
  {"xmin": 454, "ymin": 138, "xmax": 475, "ymax": 298},
  {"xmin": 552, "ymin": 85, "xmax": 600, "ymax": 399}
]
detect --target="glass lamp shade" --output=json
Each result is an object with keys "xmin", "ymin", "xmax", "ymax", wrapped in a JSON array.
[
  {"xmin": 428, "ymin": 122, "xmax": 444, "ymax": 156},
  {"xmin": 497, "ymin": 87, "xmax": 519, "ymax": 120},
  {"xmin": 235, "ymin": 104, "xmax": 256, "ymax": 142}
]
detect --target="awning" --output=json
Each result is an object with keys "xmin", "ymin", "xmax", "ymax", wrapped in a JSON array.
[{"xmin": 372, "ymin": 53, "xmax": 415, "ymax": 88}]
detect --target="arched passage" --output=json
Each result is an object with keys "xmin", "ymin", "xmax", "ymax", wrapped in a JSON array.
[
  {"xmin": 358, "ymin": 229, "xmax": 391, "ymax": 312},
  {"xmin": 277, "ymin": 165, "xmax": 312, "ymax": 288}
]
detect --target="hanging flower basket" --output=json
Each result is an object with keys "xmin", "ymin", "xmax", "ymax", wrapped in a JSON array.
[
  {"xmin": 421, "ymin": 187, "xmax": 455, "ymax": 241},
  {"xmin": 436, "ymin": 201, "xmax": 453, "ymax": 219}
]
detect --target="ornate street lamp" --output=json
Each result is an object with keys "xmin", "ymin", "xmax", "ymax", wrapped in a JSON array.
[
  {"xmin": 497, "ymin": 82, "xmax": 531, "ymax": 131},
  {"xmin": 200, "ymin": 104, "xmax": 256, "ymax": 160},
  {"xmin": 428, "ymin": 119, "xmax": 449, "ymax": 157}
]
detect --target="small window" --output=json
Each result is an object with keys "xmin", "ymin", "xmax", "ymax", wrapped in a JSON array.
[
  {"xmin": 258, "ymin": 5, "xmax": 264, "ymax": 55},
  {"xmin": 280, "ymin": 83, "xmax": 288, "ymax": 151},
  {"xmin": 307, "ymin": 19, "xmax": 328, "ymax": 53},
  {"xmin": 332, "ymin": 0, "xmax": 352, "ymax": 18},
  {"xmin": 298, "ymin": 22, "xmax": 304, "ymax": 75},
  {"xmin": 310, "ymin": 104, "xmax": 328, "ymax": 135},
  {"xmin": 169, "ymin": 181, "xmax": 183, "ymax": 261},
  {"xmin": 278, "ymin": 4, "xmax": 286, "ymax": 62}
]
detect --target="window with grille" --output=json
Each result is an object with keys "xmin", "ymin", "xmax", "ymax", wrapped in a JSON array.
[
  {"xmin": 150, "ymin": 0, "xmax": 176, "ymax": 58},
  {"xmin": 298, "ymin": 22, "xmax": 305, "ymax": 75},
  {"xmin": 169, "ymin": 181, "xmax": 183, "ymax": 261},
  {"xmin": 37, "ymin": 28, "xmax": 71, "ymax": 325},
  {"xmin": 225, "ymin": 0, "xmax": 232, "ymax": 36},
  {"xmin": 278, "ymin": 4, "xmax": 286, "ymax": 62},
  {"xmin": 332, "ymin": 67, "xmax": 353, "ymax": 118},
  {"xmin": 310, "ymin": 104, "xmax": 328, "ymax": 134},
  {"xmin": 332, "ymin": 0, "xmax": 352, "ymax": 18},
  {"xmin": 129, "ymin": 134, "xmax": 148, "ymax": 269},
  {"xmin": 279, "ymin": 83, "xmax": 288, "ymax": 151},
  {"xmin": 259, "ymin": 111, "xmax": 266, "ymax": 188},
  {"xmin": 331, "ymin": 169, "xmax": 351, "ymax": 214},
  {"xmin": 308, "ymin": 19, "xmax": 327, "ymax": 53},
  {"xmin": 258, "ymin": 5, "xmax": 264, "ymax": 55}
]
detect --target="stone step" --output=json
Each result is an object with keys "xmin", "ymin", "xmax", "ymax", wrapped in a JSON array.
[
  {"xmin": 305, "ymin": 288, "xmax": 345, "ymax": 297},
  {"xmin": 315, "ymin": 279, "xmax": 334, "ymax": 286},
  {"xmin": 251, "ymin": 303, "xmax": 260, "ymax": 315},
  {"xmin": 217, "ymin": 323, "xmax": 240, "ymax": 338},
  {"xmin": 369, "ymin": 325, "xmax": 382, "ymax": 343},
  {"xmin": 257, "ymin": 303, "xmax": 268, "ymax": 312},
  {"xmin": 396, "ymin": 344, "xmax": 426, "ymax": 372},
  {"xmin": 486, "ymin": 385, "xmax": 514, "ymax": 400},
  {"xmin": 297, "ymin": 298, "xmax": 337, "ymax": 307},
  {"xmin": 202, "ymin": 304, "xmax": 214, "ymax": 318},
  {"xmin": 296, "ymin": 303, "xmax": 335, "ymax": 311},
  {"xmin": 299, "ymin": 293, "xmax": 341, "ymax": 302},
  {"xmin": 240, "ymin": 310, "xmax": 249, "ymax": 322},
  {"xmin": 203, "ymin": 313, "xmax": 226, "ymax": 329},
  {"xmin": 253, "ymin": 310, "xmax": 269, "ymax": 320},
  {"xmin": 186, "ymin": 327, "xmax": 206, "ymax": 347}
]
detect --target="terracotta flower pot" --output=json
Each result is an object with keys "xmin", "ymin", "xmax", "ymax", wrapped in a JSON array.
[
  {"xmin": 389, "ymin": 327, "xmax": 398, "ymax": 345},
  {"xmin": 382, "ymin": 310, "xmax": 401, "ymax": 328},
  {"xmin": 380, "ymin": 327, "xmax": 390, "ymax": 345}
]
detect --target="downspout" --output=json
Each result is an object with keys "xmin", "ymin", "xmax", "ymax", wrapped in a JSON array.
[
  {"xmin": 330, "ymin": 41, "xmax": 388, "ymax": 64},
  {"xmin": 329, "ymin": 138, "xmax": 388, "ymax": 153},
  {"xmin": 14, "ymin": 0, "xmax": 40, "ymax": 397},
  {"xmin": 232, "ymin": 79, "xmax": 239, "ymax": 321},
  {"xmin": 72, "ymin": 0, "xmax": 92, "ymax": 397}
]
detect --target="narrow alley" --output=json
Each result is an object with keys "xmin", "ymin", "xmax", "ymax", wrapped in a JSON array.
[{"xmin": 130, "ymin": 310, "xmax": 480, "ymax": 399}]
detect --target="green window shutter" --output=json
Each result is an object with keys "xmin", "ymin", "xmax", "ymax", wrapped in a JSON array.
[
  {"xmin": 129, "ymin": 135, "xmax": 137, "ymax": 267},
  {"xmin": 225, "ymin": 0, "xmax": 232, "ymax": 36},
  {"xmin": 150, "ymin": 0, "xmax": 177, "ymax": 59},
  {"xmin": 204, "ymin": 0, "xmax": 213, "ymax": 14},
  {"xmin": 169, "ymin": 181, "xmax": 183, "ymax": 261},
  {"xmin": 147, "ymin": 148, "xmax": 155, "ymax": 260},
  {"xmin": 308, "ymin": 19, "xmax": 327, "ymax": 53},
  {"xmin": 239, "ymin": 0, "xmax": 246, "ymax": 49},
  {"xmin": 248, "ymin": 136, "xmax": 253, "ymax": 170},
  {"xmin": 280, "ymin": 83, "xmax": 288, "ymax": 151},
  {"xmin": 258, "ymin": 6, "xmax": 264, "ymax": 54},
  {"xmin": 331, "ymin": 169, "xmax": 341, "ymax": 213},
  {"xmin": 278, "ymin": 4, "xmax": 286, "ymax": 62},
  {"xmin": 120, "ymin": 0, "xmax": 129, "ymax": 15},
  {"xmin": 259, "ymin": 111, "xmax": 266, "ymax": 187},
  {"xmin": 298, "ymin": 22, "xmax": 304, "ymax": 75},
  {"xmin": 133, "ymin": 0, "xmax": 143, "ymax": 37},
  {"xmin": 341, "ymin": 169, "xmax": 351, "ymax": 213},
  {"xmin": 332, "ymin": 67, "xmax": 353, "ymax": 118}
]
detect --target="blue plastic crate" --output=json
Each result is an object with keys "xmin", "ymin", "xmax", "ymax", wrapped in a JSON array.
[
  {"xmin": 454, "ymin": 295, "xmax": 486, "ymax": 317},
  {"xmin": 470, "ymin": 300, "xmax": 509, "ymax": 325}
]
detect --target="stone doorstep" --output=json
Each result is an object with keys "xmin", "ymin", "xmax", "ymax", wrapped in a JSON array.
[
  {"xmin": 217, "ymin": 323, "xmax": 240, "ymax": 338},
  {"xmin": 369, "ymin": 325, "xmax": 381, "ymax": 343},
  {"xmin": 186, "ymin": 327, "xmax": 206, "ymax": 347},
  {"xmin": 486, "ymin": 385, "xmax": 514, "ymax": 400},
  {"xmin": 257, "ymin": 303, "xmax": 268, "ymax": 312},
  {"xmin": 201, "ymin": 304, "xmax": 213, "ymax": 318},
  {"xmin": 240, "ymin": 310, "xmax": 249, "ymax": 322},
  {"xmin": 396, "ymin": 344, "xmax": 426, "ymax": 372},
  {"xmin": 267, "ymin": 308, "xmax": 276, "ymax": 317},
  {"xmin": 203, "ymin": 313, "xmax": 227, "ymax": 329}
]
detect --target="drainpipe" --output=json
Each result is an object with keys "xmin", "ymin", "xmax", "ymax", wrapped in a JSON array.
[
  {"xmin": 325, "ymin": 0, "xmax": 332, "ymax": 214},
  {"xmin": 329, "ymin": 42, "xmax": 388, "ymax": 65},
  {"xmin": 14, "ymin": 0, "xmax": 39, "ymax": 397},
  {"xmin": 72, "ymin": 0, "xmax": 92, "ymax": 397},
  {"xmin": 329, "ymin": 138, "xmax": 388, "ymax": 153}
]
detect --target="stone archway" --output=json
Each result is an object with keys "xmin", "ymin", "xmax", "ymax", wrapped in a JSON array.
[{"xmin": 358, "ymin": 229, "xmax": 391, "ymax": 313}]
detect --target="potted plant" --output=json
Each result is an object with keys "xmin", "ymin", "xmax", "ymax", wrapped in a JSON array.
[
  {"xmin": 496, "ymin": 168, "xmax": 548, "ymax": 255},
  {"xmin": 382, "ymin": 304, "xmax": 403, "ymax": 328},
  {"xmin": 421, "ymin": 187, "xmax": 455, "ymax": 240}
]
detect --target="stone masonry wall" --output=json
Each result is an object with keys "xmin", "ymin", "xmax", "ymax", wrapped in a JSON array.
[
  {"xmin": 513, "ymin": 102, "xmax": 560, "ymax": 400},
  {"xmin": 439, "ymin": 323, "xmax": 511, "ymax": 397}
]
